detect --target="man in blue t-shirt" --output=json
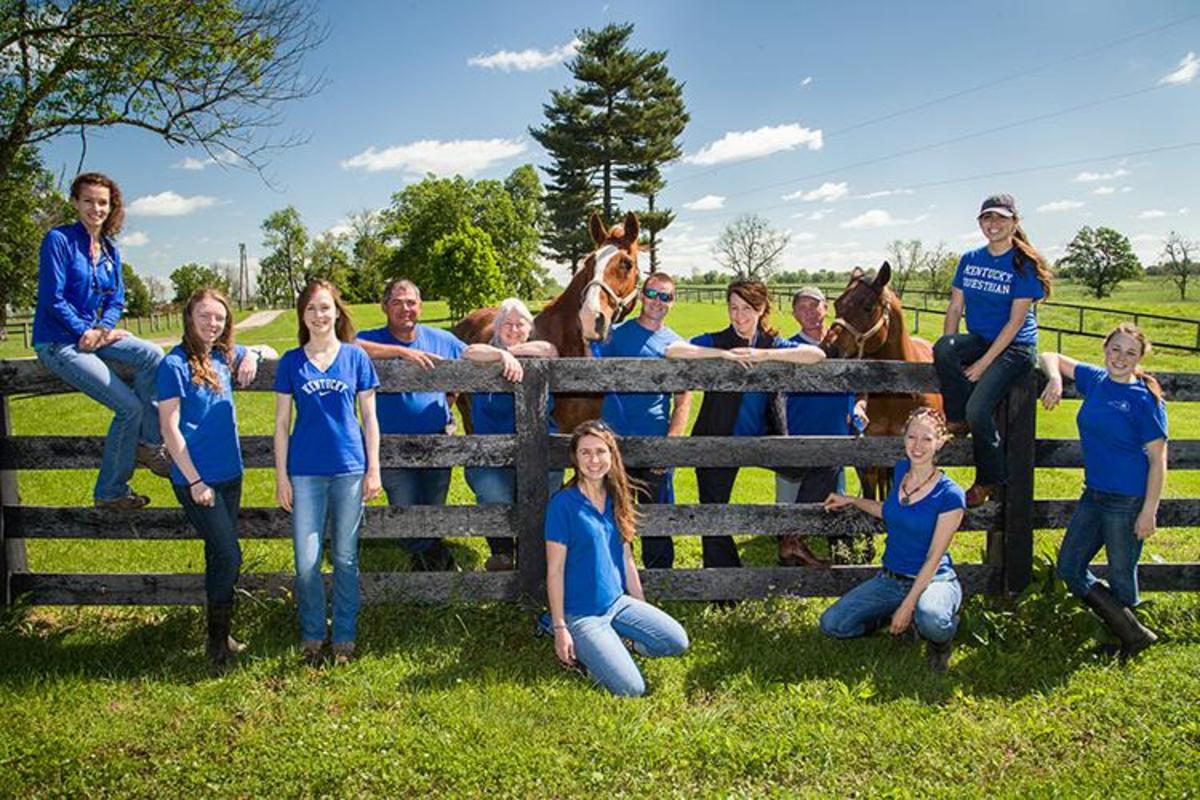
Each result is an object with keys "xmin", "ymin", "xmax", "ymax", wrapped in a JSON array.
[
  {"xmin": 776, "ymin": 287, "xmax": 868, "ymax": 566},
  {"xmin": 357, "ymin": 279, "xmax": 466, "ymax": 571},
  {"xmin": 592, "ymin": 272, "xmax": 692, "ymax": 569}
]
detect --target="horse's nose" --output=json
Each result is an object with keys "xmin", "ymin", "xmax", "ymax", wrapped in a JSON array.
[{"xmin": 594, "ymin": 313, "xmax": 607, "ymax": 340}]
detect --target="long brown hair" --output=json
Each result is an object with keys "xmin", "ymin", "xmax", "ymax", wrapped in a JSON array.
[
  {"xmin": 567, "ymin": 419, "xmax": 642, "ymax": 544},
  {"xmin": 1012, "ymin": 225, "xmax": 1053, "ymax": 299},
  {"xmin": 727, "ymin": 279, "xmax": 778, "ymax": 340},
  {"xmin": 296, "ymin": 279, "xmax": 356, "ymax": 345},
  {"xmin": 1105, "ymin": 323, "xmax": 1163, "ymax": 403},
  {"xmin": 182, "ymin": 288, "xmax": 236, "ymax": 392},
  {"xmin": 70, "ymin": 172, "xmax": 125, "ymax": 238}
]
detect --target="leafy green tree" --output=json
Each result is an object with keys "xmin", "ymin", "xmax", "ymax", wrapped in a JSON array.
[
  {"xmin": 0, "ymin": 147, "xmax": 71, "ymax": 329},
  {"xmin": 170, "ymin": 262, "xmax": 229, "ymax": 304},
  {"xmin": 426, "ymin": 224, "xmax": 505, "ymax": 319},
  {"xmin": 257, "ymin": 206, "xmax": 309, "ymax": 305},
  {"xmin": 713, "ymin": 214, "xmax": 790, "ymax": 281},
  {"xmin": 1057, "ymin": 226, "xmax": 1142, "ymax": 298},
  {"xmin": 121, "ymin": 263, "xmax": 153, "ymax": 317},
  {"xmin": 0, "ymin": 0, "xmax": 325, "ymax": 186},
  {"xmin": 308, "ymin": 232, "xmax": 352, "ymax": 289}
]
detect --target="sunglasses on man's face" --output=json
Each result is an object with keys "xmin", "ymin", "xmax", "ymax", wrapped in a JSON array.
[{"xmin": 643, "ymin": 287, "xmax": 674, "ymax": 303}]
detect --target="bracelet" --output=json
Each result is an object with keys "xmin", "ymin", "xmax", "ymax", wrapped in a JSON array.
[
  {"xmin": 553, "ymin": 623, "xmax": 568, "ymax": 630},
  {"xmin": 188, "ymin": 478, "xmax": 204, "ymax": 488}
]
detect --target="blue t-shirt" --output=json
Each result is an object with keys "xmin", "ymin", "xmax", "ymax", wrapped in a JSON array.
[
  {"xmin": 273, "ymin": 343, "xmax": 379, "ymax": 476},
  {"xmin": 33, "ymin": 222, "xmax": 126, "ymax": 345},
  {"xmin": 784, "ymin": 332, "xmax": 856, "ymax": 436},
  {"xmin": 156, "ymin": 344, "xmax": 246, "ymax": 486},
  {"xmin": 881, "ymin": 458, "xmax": 966, "ymax": 577},
  {"xmin": 357, "ymin": 325, "xmax": 466, "ymax": 434},
  {"xmin": 469, "ymin": 391, "xmax": 557, "ymax": 435},
  {"xmin": 544, "ymin": 485, "xmax": 627, "ymax": 617},
  {"xmin": 1074, "ymin": 363, "xmax": 1169, "ymax": 497},
  {"xmin": 691, "ymin": 330, "xmax": 795, "ymax": 436},
  {"xmin": 952, "ymin": 246, "xmax": 1044, "ymax": 345},
  {"xmin": 594, "ymin": 320, "xmax": 682, "ymax": 436}
]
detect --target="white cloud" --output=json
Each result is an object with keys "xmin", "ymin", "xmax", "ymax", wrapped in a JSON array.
[
  {"xmin": 654, "ymin": 224, "xmax": 717, "ymax": 275},
  {"xmin": 468, "ymin": 39, "xmax": 579, "ymax": 71},
  {"xmin": 1138, "ymin": 209, "xmax": 1168, "ymax": 219},
  {"xmin": 783, "ymin": 181, "xmax": 848, "ymax": 203},
  {"xmin": 127, "ymin": 191, "xmax": 219, "ymax": 217},
  {"xmin": 958, "ymin": 231, "xmax": 983, "ymax": 242},
  {"xmin": 326, "ymin": 223, "xmax": 353, "ymax": 238},
  {"xmin": 856, "ymin": 188, "xmax": 913, "ymax": 199},
  {"xmin": 1074, "ymin": 168, "xmax": 1129, "ymax": 182},
  {"xmin": 119, "ymin": 231, "xmax": 149, "ymax": 247},
  {"xmin": 1037, "ymin": 200, "xmax": 1085, "ymax": 213},
  {"xmin": 800, "ymin": 76, "xmax": 813, "ymax": 87},
  {"xmin": 1179, "ymin": 207, "xmax": 1191, "ymax": 215},
  {"xmin": 839, "ymin": 209, "xmax": 927, "ymax": 229},
  {"xmin": 684, "ymin": 123, "xmax": 823, "ymax": 166},
  {"xmin": 341, "ymin": 138, "xmax": 526, "ymax": 177},
  {"xmin": 1159, "ymin": 51, "xmax": 1199, "ymax": 86},
  {"xmin": 172, "ymin": 152, "xmax": 240, "ymax": 171},
  {"xmin": 1092, "ymin": 186, "xmax": 1115, "ymax": 196},
  {"xmin": 1130, "ymin": 233, "xmax": 1161, "ymax": 243},
  {"xmin": 682, "ymin": 194, "xmax": 726, "ymax": 211},
  {"xmin": 792, "ymin": 231, "xmax": 818, "ymax": 242},
  {"xmin": 791, "ymin": 208, "xmax": 833, "ymax": 221}
]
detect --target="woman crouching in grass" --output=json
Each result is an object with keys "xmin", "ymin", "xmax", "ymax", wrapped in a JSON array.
[
  {"xmin": 157, "ymin": 288, "xmax": 274, "ymax": 672},
  {"xmin": 1040, "ymin": 324, "xmax": 1167, "ymax": 659},
  {"xmin": 820, "ymin": 408, "xmax": 966, "ymax": 672},
  {"xmin": 545, "ymin": 419, "xmax": 689, "ymax": 696}
]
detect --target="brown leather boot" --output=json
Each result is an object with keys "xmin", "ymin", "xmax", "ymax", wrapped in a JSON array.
[
  {"xmin": 778, "ymin": 534, "xmax": 831, "ymax": 568},
  {"xmin": 964, "ymin": 483, "xmax": 997, "ymax": 508}
]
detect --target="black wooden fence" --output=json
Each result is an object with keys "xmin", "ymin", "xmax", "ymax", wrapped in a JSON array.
[{"xmin": 1, "ymin": 357, "xmax": 1198, "ymax": 608}]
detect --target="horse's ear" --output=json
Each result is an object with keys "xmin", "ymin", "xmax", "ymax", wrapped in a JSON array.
[
  {"xmin": 873, "ymin": 261, "xmax": 892, "ymax": 289},
  {"xmin": 589, "ymin": 212, "xmax": 607, "ymax": 245},
  {"xmin": 622, "ymin": 211, "xmax": 640, "ymax": 246}
]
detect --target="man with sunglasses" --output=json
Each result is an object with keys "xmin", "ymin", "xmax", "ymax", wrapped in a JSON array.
[{"xmin": 591, "ymin": 272, "xmax": 691, "ymax": 569}]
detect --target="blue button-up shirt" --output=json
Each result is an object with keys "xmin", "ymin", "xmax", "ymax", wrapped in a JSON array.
[{"xmin": 33, "ymin": 222, "xmax": 125, "ymax": 345}]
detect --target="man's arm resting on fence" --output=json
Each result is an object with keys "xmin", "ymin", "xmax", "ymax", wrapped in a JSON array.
[{"xmin": 356, "ymin": 337, "xmax": 440, "ymax": 369}]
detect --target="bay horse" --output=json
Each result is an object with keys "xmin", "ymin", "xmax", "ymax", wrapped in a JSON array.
[
  {"xmin": 453, "ymin": 211, "xmax": 641, "ymax": 433},
  {"xmin": 820, "ymin": 261, "xmax": 942, "ymax": 500}
]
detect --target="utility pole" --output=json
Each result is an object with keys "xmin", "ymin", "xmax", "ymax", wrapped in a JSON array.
[{"xmin": 238, "ymin": 243, "xmax": 249, "ymax": 309}]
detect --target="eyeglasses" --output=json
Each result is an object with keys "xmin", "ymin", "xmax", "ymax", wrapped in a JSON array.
[{"xmin": 643, "ymin": 287, "xmax": 674, "ymax": 303}]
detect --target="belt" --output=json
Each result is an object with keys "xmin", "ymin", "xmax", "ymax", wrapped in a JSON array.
[{"xmin": 880, "ymin": 567, "xmax": 915, "ymax": 582}]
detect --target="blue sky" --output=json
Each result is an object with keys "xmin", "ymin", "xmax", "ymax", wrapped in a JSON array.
[{"xmin": 39, "ymin": 0, "xmax": 1200, "ymax": 286}]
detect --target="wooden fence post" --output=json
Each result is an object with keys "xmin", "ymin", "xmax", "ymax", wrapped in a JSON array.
[
  {"xmin": 998, "ymin": 372, "xmax": 1037, "ymax": 593},
  {"xmin": 0, "ymin": 396, "xmax": 29, "ymax": 608},
  {"xmin": 513, "ymin": 361, "xmax": 551, "ymax": 603}
]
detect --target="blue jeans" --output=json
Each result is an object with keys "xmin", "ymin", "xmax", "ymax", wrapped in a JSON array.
[
  {"xmin": 35, "ymin": 335, "xmax": 164, "ymax": 501},
  {"xmin": 464, "ymin": 466, "xmax": 565, "ymax": 556},
  {"xmin": 628, "ymin": 468, "xmax": 675, "ymax": 569},
  {"xmin": 566, "ymin": 594, "xmax": 689, "ymax": 697},
  {"xmin": 1057, "ymin": 489, "xmax": 1145, "ymax": 607},
  {"xmin": 820, "ymin": 569, "xmax": 962, "ymax": 644},
  {"xmin": 173, "ymin": 478, "xmax": 242, "ymax": 605},
  {"xmin": 290, "ymin": 473, "xmax": 364, "ymax": 644},
  {"xmin": 380, "ymin": 467, "xmax": 451, "ymax": 554},
  {"xmin": 933, "ymin": 333, "xmax": 1036, "ymax": 485}
]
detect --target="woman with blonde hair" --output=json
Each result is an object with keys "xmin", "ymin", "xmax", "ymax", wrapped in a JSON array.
[{"xmin": 544, "ymin": 420, "xmax": 689, "ymax": 696}]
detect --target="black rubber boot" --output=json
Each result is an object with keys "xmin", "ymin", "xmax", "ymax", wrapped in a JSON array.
[
  {"xmin": 206, "ymin": 602, "xmax": 238, "ymax": 673},
  {"xmin": 925, "ymin": 637, "xmax": 953, "ymax": 674},
  {"xmin": 1082, "ymin": 584, "xmax": 1157, "ymax": 660}
]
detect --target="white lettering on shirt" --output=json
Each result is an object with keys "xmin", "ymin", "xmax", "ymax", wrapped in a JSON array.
[{"xmin": 300, "ymin": 378, "xmax": 351, "ymax": 397}]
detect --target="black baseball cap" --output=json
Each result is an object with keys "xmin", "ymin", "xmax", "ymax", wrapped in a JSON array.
[{"xmin": 978, "ymin": 193, "xmax": 1018, "ymax": 218}]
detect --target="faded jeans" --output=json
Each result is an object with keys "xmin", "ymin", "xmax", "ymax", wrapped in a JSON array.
[
  {"xmin": 820, "ymin": 568, "xmax": 962, "ymax": 644},
  {"xmin": 464, "ymin": 466, "xmax": 565, "ymax": 556},
  {"xmin": 291, "ymin": 473, "xmax": 364, "ymax": 644},
  {"xmin": 380, "ymin": 467, "xmax": 452, "ymax": 554},
  {"xmin": 1057, "ymin": 489, "xmax": 1145, "ymax": 607},
  {"xmin": 566, "ymin": 594, "xmax": 689, "ymax": 697}
]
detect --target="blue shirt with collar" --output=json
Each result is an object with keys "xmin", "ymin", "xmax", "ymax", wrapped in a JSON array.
[
  {"xmin": 544, "ymin": 484, "xmax": 627, "ymax": 617},
  {"xmin": 33, "ymin": 222, "xmax": 125, "ymax": 345}
]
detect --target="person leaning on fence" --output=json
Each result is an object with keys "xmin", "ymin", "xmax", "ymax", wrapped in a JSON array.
[
  {"xmin": 462, "ymin": 297, "xmax": 561, "ymax": 571},
  {"xmin": 934, "ymin": 193, "xmax": 1052, "ymax": 508},
  {"xmin": 776, "ymin": 285, "xmax": 869, "ymax": 567},
  {"xmin": 820, "ymin": 408, "xmax": 966, "ymax": 673},
  {"xmin": 274, "ymin": 280, "xmax": 382, "ymax": 667},
  {"xmin": 157, "ymin": 288, "xmax": 275, "ymax": 672},
  {"xmin": 592, "ymin": 271, "xmax": 692, "ymax": 570},
  {"xmin": 545, "ymin": 419, "xmax": 689, "ymax": 697},
  {"xmin": 1039, "ymin": 324, "xmax": 1166, "ymax": 659},
  {"xmin": 665, "ymin": 279, "xmax": 825, "ymax": 569},
  {"xmin": 357, "ymin": 279, "xmax": 467, "ymax": 572},
  {"xmin": 32, "ymin": 172, "xmax": 171, "ymax": 510}
]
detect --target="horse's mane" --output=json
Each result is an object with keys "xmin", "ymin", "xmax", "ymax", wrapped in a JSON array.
[{"xmin": 538, "ymin": 258, "xmax": 596, "ymax": 317}]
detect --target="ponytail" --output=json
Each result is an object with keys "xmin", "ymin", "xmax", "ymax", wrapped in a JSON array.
[
  {"xmin": 1012, "ymin": 226, "xmax": 1053, "ymax": 299},
  {"xmin": 1136, "ymin": 367, "xmax": 1164, "ymax": 404}
]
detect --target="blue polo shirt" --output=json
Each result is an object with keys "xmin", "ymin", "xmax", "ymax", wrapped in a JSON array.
[
  {"xmin": 274, "ymin": 343, "xmax": 379, "ymax": 476},
  {"xmin": 784, "ymin": 331, "xmax": 856, "ymax": 435},
  {"xmin": 881, "ymin": 458, "xmax": 966, "ymax": 577},
  {"xmin": 952, "ymin": 246, "xmax": 1044, "ymax": 344},
  {"xmin": 1075, "ymin": 363, "xmax": 1169, "ymax": 497},
  {"xmin": 594, "ymin": 320, "xmax": 682, "ymax": 436},
  {"xmin": 358, "ymin": 325, "xmax": 466, "ymax": 434},
  {"xmin": 156, "ymin": 345, "xmax": 246, "ymax": 486},
  {"xmin": 33, "ymin": 222, "xmax": 125, "ymax": 345},
  {"xmin": 690, "ymin": 330, "xmax": 795, "ymax": 436},
  {"xmin": 470, "ymin": 391, "xmax": 557, "ymax": 435},
  {"xmin": 544, "ymin": 485, "xmax": 627, "ymax": 617}
]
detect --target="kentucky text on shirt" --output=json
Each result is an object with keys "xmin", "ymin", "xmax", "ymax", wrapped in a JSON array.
[
  {"xmin": 959, "ymin": 264, "xmax": 1013, "ymax": 295},
  {"xmin": 300, "ymin": 378, "xmax": 351, "ymax": 396}
]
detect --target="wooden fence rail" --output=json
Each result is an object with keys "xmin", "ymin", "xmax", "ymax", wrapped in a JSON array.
[{"xmin": 1, "ymin": 357, "xmax": 1198, "ymax": 609}]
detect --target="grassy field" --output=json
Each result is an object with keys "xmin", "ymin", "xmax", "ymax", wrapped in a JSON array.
[{"xmin": 2, "ymin": 281, "xmax": 1199, "ymax": 797}]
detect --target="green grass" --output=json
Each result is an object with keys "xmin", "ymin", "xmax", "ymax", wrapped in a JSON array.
[{"xmin": 2, "ymin": 286, "xmax": 1199, "ymax": 797}]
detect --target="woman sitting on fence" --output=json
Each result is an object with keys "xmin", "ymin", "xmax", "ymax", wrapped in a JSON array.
[
  {"xmin": 820, "ymin": 408, "xmax": 965, "ymax": 673},
  {"xmin": 32, "ymin": 172, "xmax": 171, "ymax": 510},
  {"xmin": 1039, "ymin": 324, "xmax": 1166, "ymax": 659},
  {"xmin": 545, "ymin": 419, "xmax": 689, "ymax": 696},
  {"xmin": 934, "ymin": 193, "xmax": 1052, "ymax": 507},
  {"xmin": 666, "ymin": 279, "xmax": 824, "ymax": 569},
  {"xmin": 274, "ymin": 280, "xmax": 381, "ymax": 666},
  {"xmin": 157, "ymin": 288, "xmax": 274, "ymax": 672},
  {"xmin": 462, "ymin": 297, "xmax": 560, "ymax": 571}
]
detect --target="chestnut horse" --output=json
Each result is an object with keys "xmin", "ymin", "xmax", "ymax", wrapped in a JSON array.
[
  {"xmin": 453, "ymin": 211, "xmax": 641, "ymax": 433},
  {"xmin": 820, "ymin": 262, "xmax": 942, "ymax": 500}
]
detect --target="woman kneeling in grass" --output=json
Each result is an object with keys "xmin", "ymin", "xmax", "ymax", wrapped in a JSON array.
[
  {"xmin": 545, "ymin": 420, "xmax": 689, "ymax": 696},
  {"xmin": 1040, "ymin": 324, "xmax": 1166, "ymax": 659},
  {"xmin": 820, "ymin": 408, "xmax": 966, "ymax": 672}
]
